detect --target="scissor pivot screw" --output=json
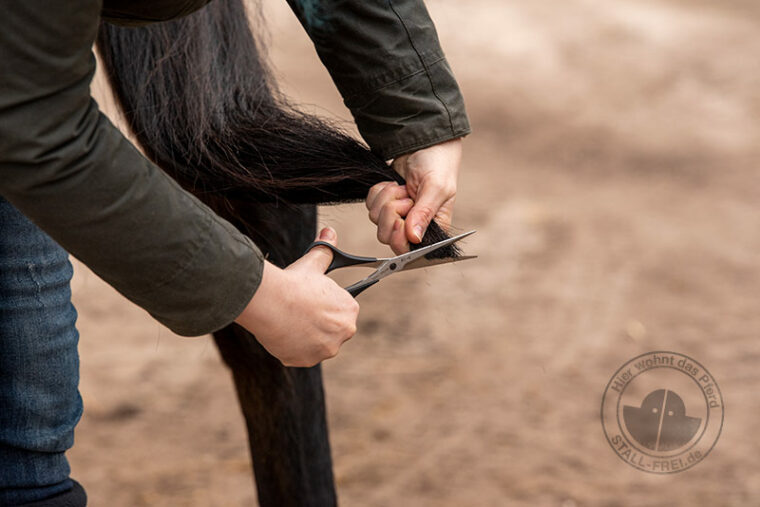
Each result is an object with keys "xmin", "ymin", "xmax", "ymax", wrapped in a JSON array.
[{"xmin": 389, "ymin": 262, "xmax": 397, "ymax": 270}]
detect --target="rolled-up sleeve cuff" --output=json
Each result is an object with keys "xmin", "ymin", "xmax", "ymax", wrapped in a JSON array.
[{"xmin": 344, "ymin": 57, "xmax": 471, "ymax": 160}]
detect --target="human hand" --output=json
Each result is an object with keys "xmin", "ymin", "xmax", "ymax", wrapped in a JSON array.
[
  {"xmin": 234, "ymin": 227, "xmax": 359, "ymax": 367},
  {"xmin": 366, "ymin": 137, "xmax": 462, "ymax": 254}
]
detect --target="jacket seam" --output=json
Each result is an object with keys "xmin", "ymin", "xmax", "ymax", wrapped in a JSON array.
[
  {"xmin": 143, "ymin": 173, "xmax": 262, "ymax": 295},
  {"xmin": 388, "ymin": 0, "xmax": 456, "ymax": 138},
  {"xmin": 128, "ymin": 206, "xmax": 215, "ymax": 298},
  {"xmin": 340, "ymin": 54, "xmax": 446, "ymax": 100},
  {"xmin": 344, "ymin": 56, "xmax": 447, "ymax": 101},
  {"xmin": 381, "ymin": 126, "xmax": 471, "ymax": 160}
]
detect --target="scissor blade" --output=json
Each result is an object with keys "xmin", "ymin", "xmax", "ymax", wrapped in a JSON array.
[
  {"xmin": 395, "ymin": 230, "xmax": 477, "ymax": 266},
  {"xmin": 356, "ymin": 230, "xmax": 477, "ymax": 286},
  {"xmin": 401, "ymin": 255, "xmax": 478, "ymax": 272}
]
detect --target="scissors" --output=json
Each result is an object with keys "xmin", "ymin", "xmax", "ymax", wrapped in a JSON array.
[{"xmin": 305, "ymin": 230, "xmax": 477, "ymax": 297}]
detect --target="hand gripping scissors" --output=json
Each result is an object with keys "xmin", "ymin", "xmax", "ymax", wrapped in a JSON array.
[{"xmin": 305, "ymin": 230, "xmax": 477, "ymax": 297}]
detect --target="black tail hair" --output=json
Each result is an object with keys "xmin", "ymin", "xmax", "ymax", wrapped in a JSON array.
[{"xmin": 95, "ymin": 0, "xmax": 458, "ymax": 257}]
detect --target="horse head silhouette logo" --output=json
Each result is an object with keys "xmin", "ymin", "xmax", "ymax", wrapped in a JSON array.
[
  {"xmin": 603, "ymin": 352, "xmax": 724, "ymax": 473},
  {"xmin": 623, "ymin": 389, "xmax": 701, "ymax": 452}
]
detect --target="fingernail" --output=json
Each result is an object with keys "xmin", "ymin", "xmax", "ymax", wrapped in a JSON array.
[
  {"xmin": 413, "ymin": 225, "xmax": 423, "ymax": 241},
  {"xmin": 393, "ymin": 219, "xmax": 402, "ymax": 232},
  {"xmin": 320, "ymin": 227, "xmax": 335, "ymax": 240}
]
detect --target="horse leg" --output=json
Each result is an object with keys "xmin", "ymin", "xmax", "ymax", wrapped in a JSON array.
[
  {"xmin": 213, "ymin": 326, "xmax": 335, "ymax": 507},
  {"xmin": 211, "ymin": 202, "xmax": 337, "ymax": 507}
]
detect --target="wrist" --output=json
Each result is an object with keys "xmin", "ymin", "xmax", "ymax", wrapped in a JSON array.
[{"xmin": 234, "ymin": 261, "xmax": 285, "ymax": 332}]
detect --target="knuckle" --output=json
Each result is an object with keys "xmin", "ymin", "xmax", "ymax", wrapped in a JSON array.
[
  {"xmin": 381, "ymin": 200, "xmax": 395, "ymax": 214},
  {"xmin": 366, "ymin": 182, "xmax": 390, "ymax": 209},
  {"xmin": 377, "ymin": 227, "xmax": 390, "ymax": 244},
  {"xmin": 368, "ymin": 181, "xmax": 388, "ymax": 195},
  {"xmin": 323, "ymin": 341, "xmax": 339, "ymax": 358},
  {"xmin": 381, "ymin": 181, "xmax": 399, "ymax": 193},
  {"xmin": 380, "ymin": 185, "xmax": 399, "ymax": 201}
]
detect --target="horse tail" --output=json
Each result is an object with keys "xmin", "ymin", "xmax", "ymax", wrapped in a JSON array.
[{"xmin": 95, "ymin": 0, "xmax": 458, "ymax": 256}]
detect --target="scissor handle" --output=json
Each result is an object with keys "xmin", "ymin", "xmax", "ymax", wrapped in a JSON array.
[
  {"xmin": 305, "ymin": 241, "xmax": 379, "ymax": 274},
  {"xmin": 345, "ymin": 279, "xmax": 379, "ymax": 298}
]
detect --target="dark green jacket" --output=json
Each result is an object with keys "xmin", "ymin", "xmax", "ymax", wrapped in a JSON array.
[{"xmin": 0, "ymin": 0, "xmax": 470, "ymax": 336}]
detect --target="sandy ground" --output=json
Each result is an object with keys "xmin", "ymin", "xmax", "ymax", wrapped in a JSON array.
[{"xmin": 70, "ymin": 0, "xmax": 760, "ymax": 505}]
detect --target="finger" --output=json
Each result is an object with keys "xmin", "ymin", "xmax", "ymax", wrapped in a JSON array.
[
  {"xmin": 366, "ymin": 181, "xmax": 394, "ymax": 211},
  {"xmin": 376, "ymin": 198, "xmax": 414, "ymax": 244},
  {"xmin": 405, "ymin": 180, "xmax": 453, "ymax": 243},
  {"xmin": 293, "ymin": 227, "xmax": 337, "ymax": 273},
  {"xmin": 368, "ymin": 183, "xmax": 409, "ymax": 224},
  {"xmin": 368, "ymin": 182, "xmax": 408, "ymax": 223},
  {"xmin": 389, "ymin": 218, "xmax": 410, "ymax": 255}
]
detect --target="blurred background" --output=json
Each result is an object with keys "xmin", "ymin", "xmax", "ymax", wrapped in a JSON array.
[{"xmin": 76, "ymin": 0, "xmax": 760, "ymax": 505}]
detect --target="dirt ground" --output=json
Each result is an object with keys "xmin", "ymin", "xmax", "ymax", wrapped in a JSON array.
[{"xmin": 70, "ymin": 0, "xmax": 760, "ymax": 505}]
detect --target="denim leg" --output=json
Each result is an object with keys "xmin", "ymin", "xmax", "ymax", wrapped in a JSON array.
[{"xmin": 0, "ymin": 197, "xmax": 82, "ymax": 505}]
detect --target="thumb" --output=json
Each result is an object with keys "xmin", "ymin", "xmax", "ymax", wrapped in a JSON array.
[
  {"xmin": 405, "ymin": 181, "xmax": 449, "ymax": 244},
  {"xmin": 292, "ymin": 227, "xmax": 337, "ymax": 273}
]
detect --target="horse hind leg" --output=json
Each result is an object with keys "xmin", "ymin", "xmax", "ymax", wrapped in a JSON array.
[
  {"xmin": 212, "ymin": 202, "xmax": 337, "ymax": 507},
  {"xmin": 213, "ymin": 326, "xmax": 336, "ymax": 507}
]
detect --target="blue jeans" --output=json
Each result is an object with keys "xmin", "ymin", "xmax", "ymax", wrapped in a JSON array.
[{"xmin": 0, "ymin": 197, "xmax": 83, "ymax": 505}]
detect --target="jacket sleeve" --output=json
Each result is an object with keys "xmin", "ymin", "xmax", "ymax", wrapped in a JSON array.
[
  {"xmin": 286, "ymin": 0, "xmax": 471, "ymax": 160},
  {"xmin": 0, "ymin": 0, "xmax": 264, "ymax": 336},
  {"xmin": 101, "ymin": 0, "xmax": 213, "ymax": 26}
]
